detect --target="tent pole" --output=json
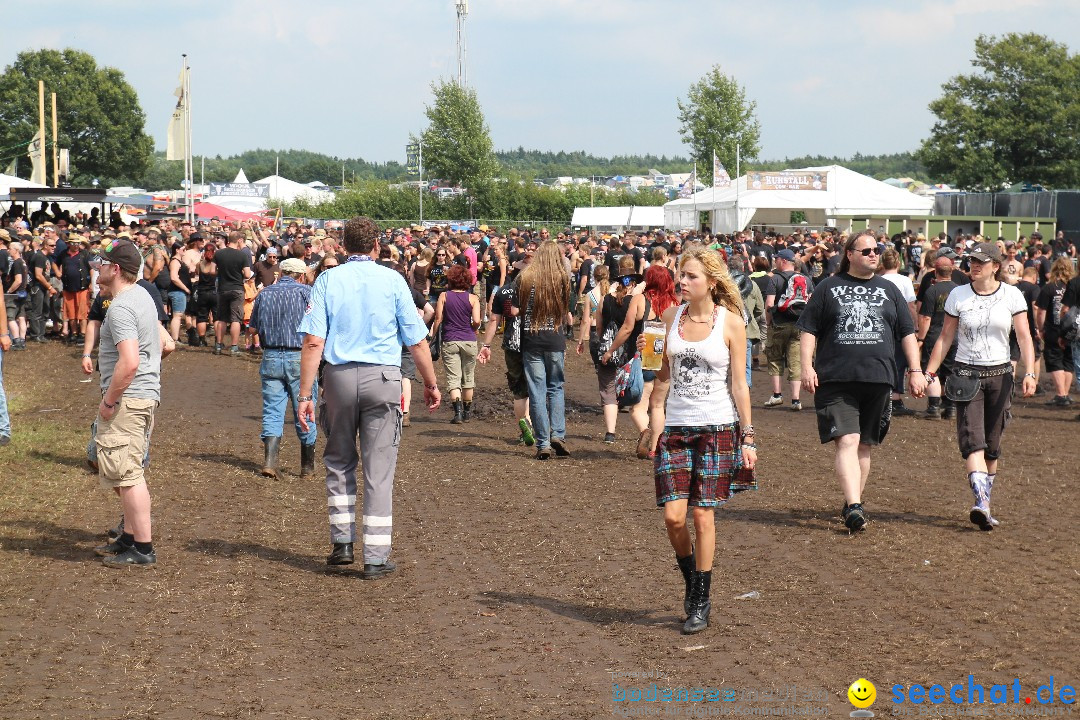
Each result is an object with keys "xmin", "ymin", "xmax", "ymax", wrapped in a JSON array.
[{"xmin": 735, "ymin": 142, "xmax": 740, "ymax": 233}]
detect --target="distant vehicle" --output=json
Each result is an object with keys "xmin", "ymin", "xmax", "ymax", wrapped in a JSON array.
[{"xmin": 435, "ymin": 187, "xmax": 456, "ymax": 199}]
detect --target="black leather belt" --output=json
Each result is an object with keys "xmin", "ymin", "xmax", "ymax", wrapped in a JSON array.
[{"xmin": 953, "ymin": 362, "xmax": 1011, "ymax": 378}]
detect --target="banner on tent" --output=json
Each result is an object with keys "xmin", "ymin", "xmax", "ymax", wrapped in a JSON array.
[
  {"xmin": 209, "ymin": 182, "xmax": 270, "ymax": 198},
  {"xmin": 747, "ymin": 172, "xmax": 827, "ymax": 191}
]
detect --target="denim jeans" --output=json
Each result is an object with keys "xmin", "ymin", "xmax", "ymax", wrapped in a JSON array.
[
  {"xmin": 523, "ymin": 349, "xmax": 566, "ymax": 450},
  {"xmin": 0, "ymin": 350, "xmax": 10, "ymax": 440},
  {"xmin": 1073, "ymin": 340, "xmax": 1080, "ymax": 391},
  {"xmin": 261, "ymin": 349, "xmax": 317, "ymax": 444},
  {"xmin": 745, "ymin": 340, "xmax": 753, "ymax": 388}
]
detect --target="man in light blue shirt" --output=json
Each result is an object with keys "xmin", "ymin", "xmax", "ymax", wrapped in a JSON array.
[{"xmin": 298, "ymin": 216, "xmax": 441, "ymax": 579}]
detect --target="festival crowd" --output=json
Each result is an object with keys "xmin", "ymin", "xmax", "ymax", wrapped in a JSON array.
[{"xmin": 2, "ymin": 201, "xmax": 1078, "ymax": 633}]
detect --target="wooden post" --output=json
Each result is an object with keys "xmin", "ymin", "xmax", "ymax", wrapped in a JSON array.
[
  {"xmin": 51, "ymin": 93, "xmax": 59, "ymax": 185},
  {"xmin": 38, "ymin": 80, "xmax": 46, "ymax": 185}
]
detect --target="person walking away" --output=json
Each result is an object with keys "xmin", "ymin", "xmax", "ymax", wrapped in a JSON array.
[
  {"xmin": 1034, "ymin": 258, "xmax": 1075, "ymax": 407},
  {"xmin": 213, "ymin": 231, "xmax": 253, "ymax": 355},
  {"xmin": 249, "ymin": 257, "xmax": 317, "ymax": 479},
  {"xmin": 764, "ymin": 249, "xmax": 812, "ymax": 410},
  {"xmin": 577, "ymin": 265, "xmax": 620, "ymax": 442},
  {"xmin": 599, "ymin": 257, "xmax": 649, "ymax": 451},
  {"xmin": 798, "ymin": 231, "xmax": 925, "ymax": 532},
  {"xmin": 516, "ymin": 241, "xmax": 572, "ymax": 460},
  {"xmin": 297, "ymin": 217, "xmax": 440, "ymax": 579},
  {"xmin": 727, "ymin": 254, "xmax": 764, "ymax": 389},
  {"xmin": 429, "ymin": 265, "xmax": 481, "ymax": 424},
  {"xmin": 88, "ymin": 238, "xmax": 163, "ymax": 567},
  {"xmin": 654, "ymin": 247, "xmax": 757, "ymax": 634},
  {"xmin": 877, "ymin": 248, "xmax": 919, "ymax": 416},
  {"xmin": 916, "ymin": 254, "xmax": 961, "ymax": 420},
  {"xmin": 925, "ymin": 242, "xmax": 1037, "ymax": 529}
]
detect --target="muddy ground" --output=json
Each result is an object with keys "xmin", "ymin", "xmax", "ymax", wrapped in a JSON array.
[{"xmin": 0, "ymin": 339, "xmax": 1076, "ymax": 719}]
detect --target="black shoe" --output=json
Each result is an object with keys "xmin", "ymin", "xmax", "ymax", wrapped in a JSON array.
[
  {"xmin": 462, "ymin": 401, "xmax": 472, "ymax": 422},
  {"xmin": 603, "ymin": 432, "xmax": 616, "ymax": 444},
  {"xmin": 94, "ymin": 538, "xmax": 131, "ymax": 557},
  {"xmin": 682, "ymin": 570, "xmax": 712, "ymax": 635},
  {"xmin": 451, "ymin": 400, "xmax": 464, "ymax": 424},
  {"xmin": 550, "ymin": 438, "xmax": 571, "ymax": 457},
  {"xmin": 676, "ymin": 550, "xmax": 696, "ymax": 618},
  {"xmin": 843, "ymin": 503, "xmax": 868, "ymax": 531},
  {"xmin": 106, "ymin": 516, "xmax": 124, "ymax": 540},
  {"xmin": 362, "ymin": 559, "xmax": 397, "ymax": 579},
  {"xmin": 892, "ymin": 401, "xmax": 916, "ymax": 417},
  {"xmin": 101, "ymin": 546, "xmax": 156, "ymax": 567},
  {"xmin": 942, "ymin": 405, "xmax": 956, "ymax": 420},
  {"xmin": 921, "ymin": 405, "xmax": 942, "ymax": 420},
  {"xmin": 326, "ymin": 542, "xmax": 354, "ymax": 566},
  {"xmin": 536, "ymin": 447, "xmax": 551, "ymax": 460}
]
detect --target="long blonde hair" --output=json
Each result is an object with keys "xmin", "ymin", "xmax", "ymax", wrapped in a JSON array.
[
  {"xmin": 679, "ymin": 247, "xmax": 744, "ymax": 317},
  {"xmin": 593, "ymin": 264, "xmax": 610, "ymax": 298},
  {"xmin": 518, "ymin": 241, "xmax": 569, "ymax": 330},
  {"xmin": 1049, "ymin": 257, "xmax": 1075, "ymax": 285}
]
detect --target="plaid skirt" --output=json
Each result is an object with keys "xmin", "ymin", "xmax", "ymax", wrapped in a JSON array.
[{"xmin": 654, "ymin": 423, "xmax": 758, "ymax": 507}]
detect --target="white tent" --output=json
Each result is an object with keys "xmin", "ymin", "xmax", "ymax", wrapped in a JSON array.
[
  {"xmin": 0, "ymin": 173, "xmax": 46, "ymax": 196},
  {"xmin": 254, "ymin": 175, "xmax": 335, "ymax": 205},
  {"xmin": 664, "ymin": 165, "xmax": 935, "ymax": 231},
  {"xmin": 233, "ymin": 168, "xmax": 249, "ymax": 184},
  {"xmin": 571, "ymin": 205, "xmax": 665, "ymax": 230}
]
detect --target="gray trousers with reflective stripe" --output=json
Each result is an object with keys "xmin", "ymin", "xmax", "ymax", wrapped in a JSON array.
[{"xmin": 319, "ymin": 362, "xmax": 402, "ymax": 564}]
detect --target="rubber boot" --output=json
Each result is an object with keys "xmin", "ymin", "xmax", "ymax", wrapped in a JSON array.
[
  {"xmin": 300, "ymin": 444, "xmax": 316, "ymax": 478},
  {"xmin": 682, "ymin": 570, "xmax": 712, "ymax": 635},
  {"xmin": 260, "ymin": 437, "xmax": 281, "ymax": 478},
  {"xmin": 462, "ymin": 401, "xmax": 472, "ymax": 422},
  {"xmin": 676, "ymin": 550, "xmax": 696, "ymax": 618},
  {"xmin": 451, "ymin": 400, "xmax": 464, "ymax": 424},
  {"xmin": 968, "ymin": 471, "xmax": 993, "ymax": 531}
]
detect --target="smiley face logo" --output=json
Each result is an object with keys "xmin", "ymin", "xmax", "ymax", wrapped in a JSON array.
[{"xmin": 848, "ymin": 679, "xmax": 876, "ymax": 709}]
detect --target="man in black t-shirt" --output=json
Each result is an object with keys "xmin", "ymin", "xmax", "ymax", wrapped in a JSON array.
[
  {"xmin": 212, "ymin": 231, "xmax": 253, "ymax": 355},
  {"xmin": 797, "ymin": 230, "xmax": 924, "ymax": 531},
  {"xmin": 916, "ymin": 257, "xmax": 959, "ymax": 420},
  {"xmin": 476, "ymin": 276, "xmax": 535, "ymax": 447},
  {"xmin": 1035, "ymin": 268, "xmax": 1075, "ymax": 406}
]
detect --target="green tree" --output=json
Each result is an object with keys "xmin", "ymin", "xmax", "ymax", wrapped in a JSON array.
[
  {"xmin": 420, "ymin": 80, "xmax": 500, "ymax": 190},
  {"xmin": 676, "ymin": 66, "xmax": 761, "ymax": 175},
  {"xmin": 918, "ymin": 33, "xmax": 1080, "ymax": 191},
  {"xmin": 0, "ymin": 48, "xmax": 153, "ymax": 186}
]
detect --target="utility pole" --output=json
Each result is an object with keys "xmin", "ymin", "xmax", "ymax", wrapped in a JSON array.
[{"xmin": 455, "ymin": 0, "xmax": 469, "ymax": 87}]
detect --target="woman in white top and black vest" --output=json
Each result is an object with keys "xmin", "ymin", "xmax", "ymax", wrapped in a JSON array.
[
  {"xmin": 925, "ymin": 241, "xmax": 1036, "ymax": 531},
  {"xmin": 654, "ymin": 246, "xmax": 757, "ymax": 635}
]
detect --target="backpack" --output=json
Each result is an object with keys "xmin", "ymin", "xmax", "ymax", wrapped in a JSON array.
[
  {"xmin": 1062, "ymin": 305, "xmax": 1080, "ymax": 344},
  {"xmin": 775, "ymin": 271, "xmax": 810, "ymax": 319}
]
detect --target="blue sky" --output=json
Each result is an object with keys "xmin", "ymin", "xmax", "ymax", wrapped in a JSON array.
[{"xmin": 6, "ymin": 0, "xmax": 1078, "ymax": 167}]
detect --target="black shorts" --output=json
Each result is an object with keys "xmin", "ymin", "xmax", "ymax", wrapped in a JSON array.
[
  {"xmin": 216, "ymin": 289, "xmax": 244, "ymax": 324},
  {"xmin": 504, "ymin": 348, "xmax": 529, "ymax": 400},
  {"xmin": 1044, "ymin": 338, "xmax": 1074, "ymax": 373},
  {"xmin": 400, "ymin": 347, "xmax": 418, "ymax": 381},
  {"xmin": 814, "ymin": 382, "xmax": 892, "ymax": 446},
  {"xmin": 194, "ymin": 290, "xmax": 217, "ymax": 323}
]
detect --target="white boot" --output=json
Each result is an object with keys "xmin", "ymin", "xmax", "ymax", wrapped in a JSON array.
[{"xmin": 968, "ymin": 471, "xmax": 994, "ymax": 531}]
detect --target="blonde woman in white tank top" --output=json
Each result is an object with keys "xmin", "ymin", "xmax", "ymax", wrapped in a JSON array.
[{"xmin": 653, "ymin": 247, "xmax": 757, "ymax": 635}]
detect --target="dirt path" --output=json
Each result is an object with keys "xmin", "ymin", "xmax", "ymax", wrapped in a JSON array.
[{"xmin": 1, "ymin": 342, "xmax": 1076, "ymax": 719}]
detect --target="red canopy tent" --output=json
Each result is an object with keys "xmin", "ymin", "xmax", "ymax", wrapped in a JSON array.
[{"xmin": 191, "ymin": 201, "xmax": 271, "ymax": 224}]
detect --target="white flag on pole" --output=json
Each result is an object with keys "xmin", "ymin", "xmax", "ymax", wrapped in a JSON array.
[
  {"xmin": 678, "ymin": 168, "xmax": 697, "ymax": 199},
  {"xmin": 712, "ymin": 151, "xmax": 731, "ymax": 188},
  {"xmin": 166, "ymin": 68, "xmax": 187, "ymax": 161},
  {"xmin": 27, "ymin": 129, "xmax": 45, "ymax": 185}
]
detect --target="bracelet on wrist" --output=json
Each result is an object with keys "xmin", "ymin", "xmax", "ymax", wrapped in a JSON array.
[
  {"xmin": 82, "ymin": 354, "xmax": 92, "ymax": 358},
  {"xmin": 905, "ymin": 368, "xmax": 923, "ymax": 374},
  {"xmin": 102, "ymin": 399, "xmax": 116, "ymax": 409},
  {"xmin": 425, "ymin": 383, "xmax": 438, "ymax": 391},
  {"xmin": 741, "ymin": 443, "xmax": 757, "ymax": 450},
  {"xmin": 1023, "ymin": 372, "xmax": 1037, "ymax": 380},
  {"xmin": 297, "ymin": 395, "xmax": 313, "ymax": 402}
]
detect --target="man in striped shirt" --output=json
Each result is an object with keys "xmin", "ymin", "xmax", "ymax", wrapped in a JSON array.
[{"xmin": 248, "ymin": 257, "xmax": 317, "ymax": 479}]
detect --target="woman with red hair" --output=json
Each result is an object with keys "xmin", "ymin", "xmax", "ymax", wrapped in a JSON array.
[{"xmin": 639, "ymin": 264, "xmax": 680, "ymax": 458}]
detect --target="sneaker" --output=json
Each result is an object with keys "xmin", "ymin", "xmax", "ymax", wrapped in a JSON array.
[
  {"xmin": 764, "ymin": 395, "xmax": 784, "ymax": 408},
  {"xmin": 518, "ymin": 419, "xmax": 535, "ymax": 447},
  {"xmin": 535, "ymin": 447, "xmax": 551, "ymax": 460},
  {"xmin": 843, "ymin": 503, "xmax": 868, "ymax": 531},
  {"xmin": 101, "ymin": 546, "xmax": 156, "ymax": 568},
  {"xmin": 969, "ymin": 506, "xmax": 994, "ymax": 531},
  {"xmin": 0, "ymin": 435, "xmax": 9, "ymax": 447},
  {"xmin": 791, "ymin": 399, "xmax": 802, "ymax": 412},
  {"xmin": 550, "ymin": 438, "xmax": 571, "ymax": 457},
  {"xmin": 603, "ymin": 432, "xmax": 616, "ymax": 444},
  {"xmin": 94, "ymin": 539, "xmax": 131, "ymax": 557},
  {"xmin": 229, "ymin": 345, "xmax": 242, "ymax": 356},
  {"xmin": 401, "ymin": 413, "xmax": 411, "ymax": 428},
  {"xmin": 1048, "ymin": 395, "xmax": 1074, "ymax": 407},
  {"xmin": 213, "ymin": 343, "xmax": 224, "ymax": 355},
  {"xmin": 106, "ymin": 516, "xmax": 125, "ymax": 540}
]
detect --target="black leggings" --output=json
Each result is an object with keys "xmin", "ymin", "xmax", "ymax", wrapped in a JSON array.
[{"xmin": 956, "ymin": 372, "xmax": 1012, "ymax": 460}]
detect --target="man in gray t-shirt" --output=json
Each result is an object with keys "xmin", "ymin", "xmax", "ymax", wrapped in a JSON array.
[{"xmin": 91, "ymin": 238, "xmax": 163, "ymax": 567}]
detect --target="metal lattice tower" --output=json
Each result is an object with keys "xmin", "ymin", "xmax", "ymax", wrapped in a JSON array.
[{"xmin": 455, "ymin": 0, "xmax": 468, "ymax": 87}]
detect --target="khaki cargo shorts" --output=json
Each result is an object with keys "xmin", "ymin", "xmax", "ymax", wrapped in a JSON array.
[{"xmin": 96, "ymin": 397, "xmax": 157, "ymax": 489}]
